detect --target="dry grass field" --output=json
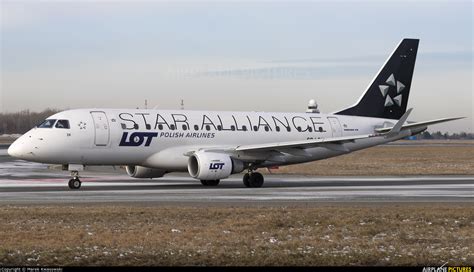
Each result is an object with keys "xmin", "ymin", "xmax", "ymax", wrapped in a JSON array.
[
  {"xmin": 0, "ymin": 205, "xmax": 472, "ymax": 266},
  {"xmin": 268, "ymin": 142, "xmax": 474, "ymax": 176}
]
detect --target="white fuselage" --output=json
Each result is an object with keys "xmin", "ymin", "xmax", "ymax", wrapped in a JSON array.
[{"xmin": 9, "ymin": 108, "xmax": 402, "ymax": 172}]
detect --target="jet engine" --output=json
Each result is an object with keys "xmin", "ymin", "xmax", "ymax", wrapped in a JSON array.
[
  {"xmin": 187, "ymin": 151, "xmax": 244, "ymax": 180},
  {"xmin": 126, "ymin": 165, "xmax": 166, "ymax": 179}
]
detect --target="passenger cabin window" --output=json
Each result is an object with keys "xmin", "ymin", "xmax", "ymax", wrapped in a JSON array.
[
  {"xmin": 55, "ymin": 120, "xmax": 70, "ymax": 129},
  {"xmin": 38, "ymin": 119, "xmax": 56, "ymax": 128}
]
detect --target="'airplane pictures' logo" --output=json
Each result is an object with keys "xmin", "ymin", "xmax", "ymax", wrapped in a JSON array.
[
  {"xmin": 209, "ymin": 163, "xmax": 225, "ymax": 170},
  {"xmin": 119, "ymin": 132, "xmax": 158, "ymax": 147}
]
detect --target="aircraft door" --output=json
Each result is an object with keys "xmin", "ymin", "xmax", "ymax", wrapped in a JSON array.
[
  {"xmin": 90, "ymin": 111, "xmax": 110, "ymax": 146},
  {"xmin": 327, "ymin": 117, "xmax": 343, "ymax": 137}
]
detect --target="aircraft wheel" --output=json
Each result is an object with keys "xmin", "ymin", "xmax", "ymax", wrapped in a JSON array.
[
  {"xmin": 248, "ymin": 172, "xmax": 264, "ymax": 188},
  {"xmin": 243, "ymin": 173, "xmax": 250, "ymax": 187},
  {"xmin": 201, "ymin": 180, "xmax": 220, "ymax": 186},
  {"xmin": 206, "ymin": 180, "xmax": 220, "ymax": 186},
  {"xmin": 68, "ymin": 178, "xmax": 81, "ymax": 190}
]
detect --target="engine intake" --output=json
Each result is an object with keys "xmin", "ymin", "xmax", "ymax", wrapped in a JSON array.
[
  {"xmin": 126, "ymin": 165, "xmax": 166, "ymax": 179},
  {"xmin": 188, "ymin": 151, "xmax": 244, "ymax": 180}
]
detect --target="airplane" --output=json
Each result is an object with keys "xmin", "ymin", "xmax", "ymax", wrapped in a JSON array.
[{"xmin": 8, "ymin": 38, "xmax": 464, "ymax": 190}]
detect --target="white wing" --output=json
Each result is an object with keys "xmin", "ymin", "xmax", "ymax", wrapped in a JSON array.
[
  {"xmin": 234, "ymin": 134, "xmax": 373, "ymax": 153},
  {"xmin": 375, "ymin": 117, "xmax": 464, "ymax": 134}
]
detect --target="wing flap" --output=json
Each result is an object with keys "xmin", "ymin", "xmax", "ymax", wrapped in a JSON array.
[{"xmin": 276, "ymin": 147, "xmax": 312, "ymax": 157}]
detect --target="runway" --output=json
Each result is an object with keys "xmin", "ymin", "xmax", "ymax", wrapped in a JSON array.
[{"xmin": 0, "ymin": 150, "xmax": 473, "ymax": 205}]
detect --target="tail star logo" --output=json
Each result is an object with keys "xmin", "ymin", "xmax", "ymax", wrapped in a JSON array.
[{"xmin": 379, "ymin": 73, "xmax": 405, "ymax": 107}]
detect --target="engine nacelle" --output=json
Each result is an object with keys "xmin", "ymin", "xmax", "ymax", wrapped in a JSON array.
[
  {"xmin": 188, "ymin": 151, "xmax": 244, "ymax": 180},
  {"xmin": 126, "ymin": 165, "xmax": 166, "ymax": 179}
]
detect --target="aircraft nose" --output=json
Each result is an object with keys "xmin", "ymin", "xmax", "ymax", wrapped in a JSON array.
[
  {"xmin": 7, "ymin": 141, "xmax": 18, "ymax": 157},
  {"xmin": 7, "ymin": 140, "xmax": 21, "ymax": 158},
  {"xmin": 8, "ymin": 138, "xmax": 25, "ymax": 158}
]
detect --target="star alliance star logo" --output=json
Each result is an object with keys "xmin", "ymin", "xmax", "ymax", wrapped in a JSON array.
[
  {"xmin": 379, "ymin": 73, "xmax": 405, "ymax": 107},
  {"xmin": 78, "ymin": 122, "xmax": 87, "ymax": 130}
]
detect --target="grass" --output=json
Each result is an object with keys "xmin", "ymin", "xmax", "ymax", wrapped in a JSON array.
[
  {"xmin": 269, "ymin": 143, "xmax": 474, "ymax": 176},
  {"xmin": 0, "ymin": 205, "xmax": 472, "ymax": 266}
]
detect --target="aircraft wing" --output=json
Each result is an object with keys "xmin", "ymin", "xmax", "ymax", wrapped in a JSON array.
[
  {"xmin": 183, "ymin": 134, "xmax": 373, "ymax": 158},
  {"xmin": 233, "ymin": 134, "xmax": 373, "ymax": 153},
  {"xmin": 232, "ymin": 109, "xmax": 412, "ymax": 154},
  {"xmin": 374, "ymin": 117, "xmax": 464, "ymax": 134},
  {"xmin": 185, "ymin": 112, "xmax": 463, "ymax": 160}
]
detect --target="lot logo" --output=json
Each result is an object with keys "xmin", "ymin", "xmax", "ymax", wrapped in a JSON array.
[
  {"xmin": 119, "ymin": 132, "xmax": 158, "ymax": 147},
  {"xmin": 209, "ymin": 162, "xmax": 225, "ymax": 170}
]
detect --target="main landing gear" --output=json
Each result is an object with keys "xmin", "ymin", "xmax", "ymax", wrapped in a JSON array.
[
  {"xmin": 68, "ymin": 170, "xmax": 81, "ymax": 190},
  {"xmin": 243, "ymin": 171, "xmax": 264, "ymax": 188},
  {"xmin": 201, "ymin": 180, "xmax": 220, "ymax": 186}
]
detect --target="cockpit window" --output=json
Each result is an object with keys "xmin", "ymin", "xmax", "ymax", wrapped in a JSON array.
[
  {"xmin": 55, "ymin": 120, "xmax": 70, "ymax": 129},
  {"xmin": 38, "ymin": 119, "xmax": 57, "ymax": 128}
]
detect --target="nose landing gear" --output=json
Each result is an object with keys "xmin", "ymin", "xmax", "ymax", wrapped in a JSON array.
[{"xmin": 68, "ymin": 170, "xmax": 81, "ymax": 190}]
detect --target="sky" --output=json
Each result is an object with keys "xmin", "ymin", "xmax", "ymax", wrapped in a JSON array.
[{"xmin": 0, "ymin": 0, "xmax": 472, "ymax": 133}]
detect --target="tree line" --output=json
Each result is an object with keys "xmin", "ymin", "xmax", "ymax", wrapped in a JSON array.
[
  {"xmin": 0, "ymin": 109, "xmax": 60, "ymax": 134},
  {"xmin": 418, "ymin": 131, "xmax": 473, "ymax": 140},
  {"xmin": 0, "ymin": 109, "xmax": 472, "ymax": 139}
]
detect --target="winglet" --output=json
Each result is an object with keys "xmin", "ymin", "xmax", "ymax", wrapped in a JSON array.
[{"xmin": 386, "ymin": 108, "xmax": 412, "ymax": 137}]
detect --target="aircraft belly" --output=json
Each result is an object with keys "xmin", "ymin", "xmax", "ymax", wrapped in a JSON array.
[{"xmin": 142, "ymin": 148, "xmax": 189, "ymax": 171}]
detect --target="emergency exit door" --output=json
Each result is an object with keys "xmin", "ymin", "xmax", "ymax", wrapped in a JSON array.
[
  {"xmin": 327, "ymin": 117, "xmax": 343, "ymax": 137},
  {"xmin": 90, "ymin": 111, "xmax": 110, "ymax": 146}
]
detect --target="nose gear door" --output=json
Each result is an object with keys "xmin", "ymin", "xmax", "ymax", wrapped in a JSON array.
[{"xmin": 90, "ymin": 111, "xmax": 110, "ymax": 146}]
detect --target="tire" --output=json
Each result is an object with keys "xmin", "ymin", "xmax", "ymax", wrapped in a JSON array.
[
  {"xmin": 201, "ymin": 180, "xmax": 220, "ymax": 186},
  {"xmin": 206, "ymin": 180, "xmax": 220, "ymax": 186},
  {"xmin": 243, "ymin": 173, "xmax": 250, "ymax": 187},
  {"xmin": 248, "ymin": 172, "xmax": 264, "ymax": 188},
  {"xmin": 68, "ymin": 178, "xmax": 81, "ymax": 189}
]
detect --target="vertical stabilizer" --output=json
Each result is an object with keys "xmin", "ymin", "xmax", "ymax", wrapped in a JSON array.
[{"xmin": 336, "ymin": 38, "xmax": 419, "ymax": 119}]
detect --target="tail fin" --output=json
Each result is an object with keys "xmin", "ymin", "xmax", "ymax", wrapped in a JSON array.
[{"xmin": 335, "ymin": 38, "xmax": 419, "ymax": 119}]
